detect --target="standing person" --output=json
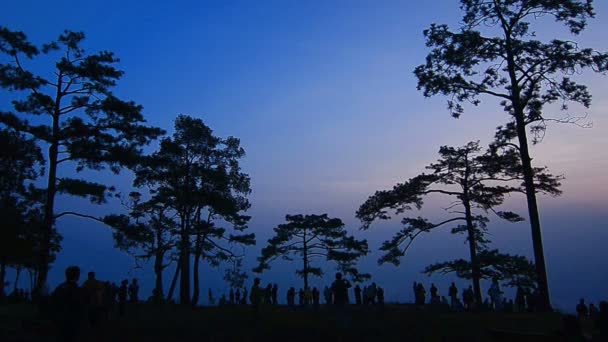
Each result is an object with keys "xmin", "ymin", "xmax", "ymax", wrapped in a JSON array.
[
  {"xmin": 377, "ymin": 287, "xmax": 385, "ymax": 306},
  {"xmin": 448, "ymin": 282, "xmax": 458, "ymax": 308},
  {"xmin": 487, "ymin": 279, "xmax": 503, "ymax": 311},
  {"xmin": 229, "ymin": 288, "xmax": 235, "ymax": 305},
  {"xmin": 118, "ymin": 280, "xmax": 128, "ymax": 317},
  {"xmin": 576, "ymin": 299, "xmax": 589, "ymax": 319},
  {"xmin": 51, "ymin": 266, "xmax": 84, "ymax": 342},
  {"xmin": 331, "ymin": 273, "xmax": 351, "ymax": 307},
  {"xmin": 430, "ymin": 283, "xmax": 438, "ymax": 304},
  {"xmin": 264, "ymin": 284, "xmax": 272, "ymax": 304},
  {"xmin": 515, "ymin": 285, "xmax": 526, "ymax": 312},
  {"xmin": 354, "ymin": 285, "xmax": 362, "ymax": 305},
  {"xmin": 298, "ymin": 288, "xmax": 305, "ymax": 306},
  {"xmin": 241, "ymin": 288, "xmax": 247, "ymax": 305},
  {"xmin": 249, "ymin": 278, "xmax": 262, "ymax": 308},
  {"xmin": 82, "ymin": 272, "xmax": 102, "ymax": 328},
  {"xmin": 323, "ymin": 286, "xmax": 332, "ymax": 305},
  {"xmin": 368, "ymin": 283, "xmax": 378, "ymax": 305},
  {"xmin": 271, "ymin": 284, "xmax": 278, "ymax": 305},
  {"xmin": 312, "ymin": 287, "xmax": 320, "ymax": 310},
  {"xmin": 128, "ymin": 279, "xmax": 139, "ymax": 303},
  {"xmin": 415, "ymin": 283, "xmax": 426, "ymax": 305},
  {"xmin": 287, "ymin": 287, "xmax": 295, "ymax": 307},
  {"xmin": 235, "ymin": 289, "xmax": 241, "ymax": 305},
  {"xmin": 304, "ymin": 287, "xmax": 312, "ymax": 306}
]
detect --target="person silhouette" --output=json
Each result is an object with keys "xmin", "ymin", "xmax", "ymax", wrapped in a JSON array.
[
  {"xmin": 287, "ymin": 287, "xmax": 295, "ymax": 307},
  {"xmin": 487, "ymin": 279, "xmax": 503, "ymax": 311},
  {"xmin": 312, "ymin": 287, "xmax": 320, "ymax": 309},
  {"xmin": 515, "ymin": 285, "xmax": 526, "ymax": 312},
  {"xmin": 415, "ymin": 283, "xmax": 426, "ymax": 305},
  {"xmin": 118, "ymin": 280, "xmax": 128, "ymax": 316},
  {"xmin": 448, "ymin": 282, "xmax": 458, "ymax": 308},
  {"xmin": 331, "ymin": 273, "xmax": 351, "ymax": 307},
  {"xmin": 430, "ymin": 283, "xmax": 439, "ymax": 304},
  {"xmin": 250, "ymin": 278, "xmax": 262, "ymax": 308},
  {"xmin": 235, "ymin": 289, "xmax": 241, "ymax": 305},
  {"xmin": 377, "ymin": 287, "xmax": 384, "ymax": 306},
  {"xmin": 229, "ymin": 288, "xmax": 235, "ymax": 305},
  {"xmin": 52, "ymin": 266, "xmax": 83, "ymax": 342},
  {"xmin": 241, "ymin": 288, "xmax": 247, "ymax": 305},
  {"xmin": 354, "ymin": 285, "xmax": 362, "ymax": 305},
  {"xmin": 576, "ymin": 298, "xmax": 589, "ymax": 318},
  {"xmin": 323, "ymin": 286, "xmax": 332, "ymax": 305},
  {"xmin": 298, "ymin": 288, "xmax": 305, "ymax": 306},
  {"xmin": 128, "ymin": 279, "xmax": 139, "ymax": 303},
  {"xmin": 589, "ymin": 303, "xmax": 599, "ymax": 320},
  {"xmin": 82, "ymin": 271, "xmax": 103, "ymax": 327},
  {"xmin": 368, "ymin": 283, "xmax": 377, "ymax": 305},
  {"xmin": 272, "ymin": 284, "xmax": 278, "ymax": 305}
]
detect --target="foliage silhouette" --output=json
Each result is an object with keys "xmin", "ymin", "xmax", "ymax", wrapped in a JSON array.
[
  {"xmin": 128, "ymin": 115, "xmax": 254, "ymax": 305},
  {"xmin": 254, "ymin": 214, "xmax": 369, "ymax": 289},
  {"xmin": 357, "ymin": 141, "xmax": 560, "ymax": 304},
  {"xmin": 0, "ymin": 27, "xmax": 164, "ymax": 294},
  {"xmin": 414, "ymin": 0, "xmax": 608, "ymax": 310}
]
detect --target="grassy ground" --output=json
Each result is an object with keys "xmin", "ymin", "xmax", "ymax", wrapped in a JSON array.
[{"xmin": 0, "ymin": 303, "xmax": 593, "ymax": 341}]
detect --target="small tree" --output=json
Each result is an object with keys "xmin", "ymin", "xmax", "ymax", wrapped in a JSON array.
[
  {"xmin": 424, "ymin": 249, "xmax": 537, "ymax": 290},
  {"xmin": 103, "ymin": 192, "xmax": 177, "ymax": 299},
  {"xmin": 414, "ymin": 0, "xmax": 608, "ymax": 309},
  {"xmin": 224, "ymin": 258, "xmax": 248, "ymax": 291},
  {"xmin": 254, "ymin": 214, "xmax": 368, "ymax": 289},
  {"xmin": 357, "ymin": 141, "xmax": 560, "ymax": 304},
  {"xmin": 0, "ymin": 128, "xmax": 43, "ymax": 296},
  {"xmin": 0, "ymin": 27, "xmax": 164, "ymax": 293}
]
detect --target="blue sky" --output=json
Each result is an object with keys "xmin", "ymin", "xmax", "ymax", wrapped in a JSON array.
[{"xmin": 2, "ymin": 0, "xmax": 608, "ymax": 311}]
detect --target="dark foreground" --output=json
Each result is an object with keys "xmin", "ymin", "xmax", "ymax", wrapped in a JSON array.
[{"xmin": 0, "ymin": 303, "xmax": 599, "ymax": 341}]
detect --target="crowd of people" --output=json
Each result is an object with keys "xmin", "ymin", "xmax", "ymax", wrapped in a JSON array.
[{"xmin": 2, "ymin": 266, "xmax": 608, "ymax": 340}]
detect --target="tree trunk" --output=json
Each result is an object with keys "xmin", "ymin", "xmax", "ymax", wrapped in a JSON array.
[
  {"xmin": 167, "ymin": 262, "xmax": 180, "ymax": 301},
  {"xmin": 191, "ymin": 236, "xmax": 202, "ymax": 306},
  {"xmin": 515, "ymin": 113, "xmax": 551, "ymax": 311},
  {"xmin": 154, "ymin": 250, "xmax": 164, "ymax": 299},
  {"xmin": 464, "ymin": 200, "xmax": 482, "ymax": 306},
  {"xmin": 36, "ymin": 77, "xmax": 62, "ymax": 297},
  {"xmin": 504, "ymin": 33, "xmax": 551, "ymax": 310},
  {"xmin": 179, "ymin": 219, "xmax": 190, "ymax": 305}
]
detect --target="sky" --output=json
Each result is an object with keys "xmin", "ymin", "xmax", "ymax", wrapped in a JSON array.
[{"xmin": 1, "ymin": 0, "xmax": 607, "ymax": 311}]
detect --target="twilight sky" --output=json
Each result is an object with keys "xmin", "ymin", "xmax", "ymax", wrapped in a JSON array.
[{"xmin": 2, "ymin": 0, "xmax": 607, "ymax": 311}]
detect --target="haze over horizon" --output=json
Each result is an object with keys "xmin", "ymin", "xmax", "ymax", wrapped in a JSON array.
[{"xmin": 2, "ymin": 0, "xmax": 607, "ymax": 311}]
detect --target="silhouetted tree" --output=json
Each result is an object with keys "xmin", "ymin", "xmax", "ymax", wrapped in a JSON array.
[
  {"xmin": 414, "ymin": 0, "xmax": 608, "ymax": 310},
  {"xmin": 103, "ymin": 192, "xmax": 177, "ymax": 300},
  {"xmin": 357, "ymin": 141, "xmax": 560, "ymax": 304},
  {"xmin": 0, "ymin": 27, "xmax": 164, "ymax": 293},
  {"xmin": 224, "ymin": 258, "xmax": 248, "ymax": 291},
  {"xmin": 133, "ymin": 115, "xmax": 254, "ymax": 305},
  {"xmin": 255, "ymin": 214, "xmax": 368, "ymax": 289},
  {"xmin": 424, "ymin": 249, "xmax": 537, "ymax": 290},
  {"xmin": 0, "ymin": 128, "xmax": 43, "ymax": 296}
]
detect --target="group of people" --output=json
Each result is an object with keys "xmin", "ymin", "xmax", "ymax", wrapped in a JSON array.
[
  {"xmin": 44, "ymin": 266, "xmax": 141, "ymax": 341},
  {"xmin": 237, "ymin": 272, "xmax": 373, "ymax": 309},
  {"xmin": 411, "ymin": 279, "xmax": 549, "ymax": 313}
]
